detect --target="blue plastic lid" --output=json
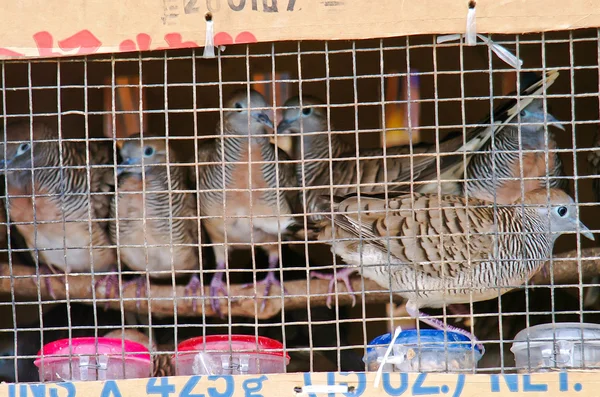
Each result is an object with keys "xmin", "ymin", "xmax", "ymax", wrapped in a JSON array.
[{"xmin": 366, "ymin": 329, "xmax": 482, "ymax": 354}]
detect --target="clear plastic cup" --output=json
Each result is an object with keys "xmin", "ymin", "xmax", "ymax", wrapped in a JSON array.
[
  {"xmin": 173, "ymin": 335, "xmax": 290, "ymax": 375},
  {"xmin": 35, "ymin": 337, "xmax": 152, "ymax": 381},
  {"xmin": 364, "ymin": 329, "xmax": 482, "ymax": 373},
  {"xmin": 511, "ymin": 322, "xmax": 600, "ymax": 372}
]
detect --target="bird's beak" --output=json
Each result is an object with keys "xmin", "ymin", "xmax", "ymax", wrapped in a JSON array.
[
  {"xmin": 0, "ymin": 159, "xmax": 11, "ymax": 172},
  {"xmin": 532, "ymin": 112, "xmax": 565, "ymax": 131},
  {"xmin": 117, "ymin": 158, "xmax": 134, "ymax": 176},
  {"xmin": 579, "ymin": 221, "xmax": 595, "ymax": 241},
  {"xmin": 276, "ymin": 120, "xmax": 292, "ymax": 134},
  {"xmin": 252, "ymin": 112, "xmax": 274, "ymax": 129},
  {"xmin": 545, "ymin": 113, "xmax": 565, "ymax": 131}
]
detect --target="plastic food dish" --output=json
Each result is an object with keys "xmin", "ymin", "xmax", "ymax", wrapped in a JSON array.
[
  {"xmin": 364, "ymin": 329, "xmax": 483, "ymax": 373},
  {"xmin": 511, "ymin": 322, "xmax": 600, "ymax": 372},
  {"xmin": 35, "ymin": 337, "xmax": 152, "ymax": 381},
  {"xmin": 173, "ymin": 335, "xmax": 290, "ymax": 375}
]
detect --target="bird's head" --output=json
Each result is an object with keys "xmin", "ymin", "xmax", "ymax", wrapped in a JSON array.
[
  {"xmin": 522, "ymin": 188, "xmax": 594, "ymax": 241},
  {"xmin": 0, "ymin": 121, "xmax": 57, "ymax": 172},
  {"xmin": 223, "ymin": 90, "xmax": 273, "ymax": 135},
  {"xmin": 277, "ymin": 95, "xmax": 327, "ymax": 135},
  {"xmin": 513, "ymin": 99, "xmax": 564, "ymax": 134},
  {"xmin": 118, "ymin": 133, "xmax": 170, "ymax": 176}
]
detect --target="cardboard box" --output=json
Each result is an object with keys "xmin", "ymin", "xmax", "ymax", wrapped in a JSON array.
[
  {"xmin": 1, "ymin": 0, "xmax": 599, "ymax": 60},
  {"xmin": 4, "ymin": 371, "xmax": 600, "ymax": 396}
]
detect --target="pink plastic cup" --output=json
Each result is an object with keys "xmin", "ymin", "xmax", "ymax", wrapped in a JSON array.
[
  {"xmin": 173, "ymin": 335, "xmax": 290, "ymax": 375},
  {"xmin": 35, "ymin": 337, "xmax": 152, "ymax": 381}
]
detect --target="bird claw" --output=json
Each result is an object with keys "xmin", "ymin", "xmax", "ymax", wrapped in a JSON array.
[
  {"xmin": 209, "ymin": 274, "xmax": 228, "ymax": 318},
  {"xmin": 406, "ymin": 304, "xmax": 485, "ymax": 355},
  {"xmin": 39, "ymin": 265, "xmax": 64, "ymax": 300},
  {"xmin": 95, "ymin": 272, "xmax": 122, "ymax": 311},
  {"xmin": 242, "ymin": 272, "xmax": 285, "ymax": 312},
  {"xmin": 184, "ymin": 275, "xmax": 202, "ymax": 313},
  {"xmin": 310, "ymin": 268, "xmax": 357, "ymax": 309}
]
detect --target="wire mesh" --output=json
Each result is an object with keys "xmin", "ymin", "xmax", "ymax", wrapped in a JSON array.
[{"xmin": 0, "ymin": 29, "xmax": 598, "ymax": 382}]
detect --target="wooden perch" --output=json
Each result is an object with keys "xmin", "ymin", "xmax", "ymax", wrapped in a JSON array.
[{"xmin": 0, "ymin": 248, "xmax": 598, "ymax": 319}]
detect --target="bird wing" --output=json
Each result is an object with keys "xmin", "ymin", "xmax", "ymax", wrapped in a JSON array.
[
  {"xmin": 418, "ymin": 70, "xmax": 560, "ymax": 185},
  {"xmin": 325, "ymin": 194, "xmax": 496, "ymax": 277},
  {"xmin": 87, "ymin": 140, "xmax": 115, "ymax": 220}
]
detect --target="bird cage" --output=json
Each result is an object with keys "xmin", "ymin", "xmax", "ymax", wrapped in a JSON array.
[{"xmin": 0, "ymin": 0, "xmax": 599, "ymax": 395}]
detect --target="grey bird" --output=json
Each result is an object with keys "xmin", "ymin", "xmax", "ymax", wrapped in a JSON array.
[
  {"xmin": 197, "ymin": 89, "xmax": 299, "ymax": 316},
  {"xmin": 464, "ymin": 99, "xmax": 567, "ymax": 204},
  {"xmin": 277, "ymin": 70, "xmax": 560, "ymax": 220},
  {"xmin": 315, "ymin": 188, "xmax": 594, "ymax": 348},
  {"xmin": 0, "ymin": 120, "xmax": 116, "ymax": 298},
  {"xmin": 110, "ymin": 133, "xmax": 200, "ymax": 309}
]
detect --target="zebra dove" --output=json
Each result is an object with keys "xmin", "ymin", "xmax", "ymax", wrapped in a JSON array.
[
  {"xmin": 0, "ymin": 120, "xmax": 116, "ymax": 298},
  {"xmin": 198, "ymin": 89, "xmax": 299, "ymax": 316},
  {"xmin": 465, "ymin": 99, "xmax": 567, "ymax": 204},
  {"xmin": 313, "ymin": 188, "xmax": 593, "ymax": 346},
  {"xmin": 110, "ymin": 133, "xmax": 200, "ymax": 309},
  {"xmin": 277, "ymin": 70, "xmax": 559, "ymax": 219}
]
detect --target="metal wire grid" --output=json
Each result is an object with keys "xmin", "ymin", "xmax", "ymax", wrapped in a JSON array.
[{"xmin": 0, "ymin": 29, "xmax": 597, "ymax": 381}]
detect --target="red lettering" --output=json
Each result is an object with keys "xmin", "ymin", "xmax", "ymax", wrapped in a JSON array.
[
  {"xmin": 0, "ymin": 48, "xmax": 25, "ymax": 58},
  {"xmin": 58, "ymin": 30, "xmax": 102, "ymax": 55},
  {"xmin": 156, "ymin": 33, "xmax": 199, "ymax": 50},
  {"xmin": 235, "ymin": 31, "xmax": 257, "ymax": 44},
  {"xmin": 33, "ymin": 32, "xmax": 61, "ymax": 57},
  {"xmin": 119, "ymin": 34, "xmax": 152, "ymax": 53},
  {"xmin": 214, "ymin": 32, "xmax": 233, "ymax": 46}
]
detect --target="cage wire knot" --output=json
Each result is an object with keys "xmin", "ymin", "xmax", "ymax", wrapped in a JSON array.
[
  {"xmin": 436, "ymin": 33, "xmax": 523, "ymax": 69},
  {"xmin": 373, "ymin": 326, "xmax": 403, "ymax": 388}
]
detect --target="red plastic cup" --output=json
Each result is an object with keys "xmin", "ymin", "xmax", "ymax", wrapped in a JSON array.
[
  {"xmin": 35, "ymin": 337, "xmax": 152, "ymax": 381},
  {"xmin": 173, "ymin": 335, "xmax": 290, "ymax": 375}
]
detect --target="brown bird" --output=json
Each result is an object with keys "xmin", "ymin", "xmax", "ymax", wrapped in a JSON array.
[
  {"xmin": 197, "ymin": 89, "xmax": 299, "ymax": 316},
  {"xmin": 103, "ymin": 329, "xmax": 174, "ymax": 377},
  {"xmin": 277, "ymin": 70, "xmax": 560, "ymax": 219},
  {"xmin": 314, "ymin": 189, "xmax": 593, "ymax": 347},
  {"xmin": 0, "ymin": 120, "xmax": 116, "ymax": 298},
  {"xmin": 464, "ymin": 99, "xmax": 567, "ymax": 204},
  {"xmin": 110, "ymin": 133, "xmax": 201, "ymax": 309}
]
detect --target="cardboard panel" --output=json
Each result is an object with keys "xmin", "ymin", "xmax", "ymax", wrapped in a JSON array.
[
  {"xmin": 1, "ymin": 0, "xmax": 599, "ymax": 60},
  {"xmin": 4, "ymin": 371, "xmax": 600, "ymax": 396}
]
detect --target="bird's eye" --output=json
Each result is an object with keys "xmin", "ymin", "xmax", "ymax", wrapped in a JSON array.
[
  {"xmin": 16, "ymin": 143, "xmax": 30, "ymax": 156},
  {"xmin": 302, "ymin": 108, "xmax": 312, "ymax": 116},
  {"xmin": 557, "ymin": 206, "xmax": 568, "ymax": 217},
  {"xmin": 234, "ymin": 102, "xmax": 243, "ymax": 110},
  {"xmin": 520, "ymin": 110, "xmax": 527, "ymax": 118},
  {"xmin": 143, "ymin": 146, "xmax": 155, "ymax": 157}
]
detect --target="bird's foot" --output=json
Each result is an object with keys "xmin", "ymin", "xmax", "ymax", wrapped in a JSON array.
[
  {"xmin": 209, "ymin": 273, "xmax": 228, "ymax": 318},
  {"xmin": 310, "ymin": 267, "xmax": 357, "ymax": 309},
  {"xmin": 406, "ymin": 304, "xmax": 484, "ymax": 355},
  {"xmin": 243, "ymin": 271, "xmax": 285, "ymax": 312},
  {"xmin": 184, "ymin": 275, "xmax": 202, "ymax": 313},
  {"xmin": 39, "ymin": 265, "xmax": 64, "ymax": 300},
  {"xmin": 94, "ymin": 269, "xmax": 122, "ymax": 311},
  {"xmin": 121, "ymin": 276, "xmax": 147, "ymax": 310}
]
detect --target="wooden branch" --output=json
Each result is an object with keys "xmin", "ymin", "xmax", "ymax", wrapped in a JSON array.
[{"xmin": 0, "ymin": 247, "xmax": 598, "ymax": 319}]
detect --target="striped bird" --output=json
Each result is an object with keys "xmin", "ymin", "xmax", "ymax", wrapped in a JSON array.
[
  {"xmin": 315, "ymin": 189, "xmax": 594, "ymax": 347},
  {"xmin": 277, "ymin": 70, "xmax": 560, "ymax": 219},
  {"xmin": 110, "ymin": 133, "xmax": 200, "ymax": 309},
  {"xmin": 0, "ymin": 120, "xmax": 116, "ymax": 298},
  {"xmin": 464, "ymin": 98, "xmax": 567, "ymax": 204},
  {"xmin": 197, "ymin": 89, "xmax": 299, "ymax": 316}
]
